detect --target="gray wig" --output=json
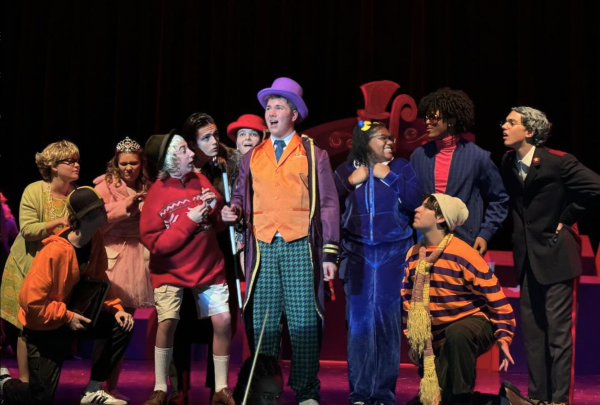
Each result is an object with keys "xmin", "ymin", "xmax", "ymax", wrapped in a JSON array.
[
  {"xmin": 158, "ymin": 134, "xmax": 186, "ymax": 180},
  {"xmin": 512, "ymin": 106, "xmax": 552, "ymax": 146}
]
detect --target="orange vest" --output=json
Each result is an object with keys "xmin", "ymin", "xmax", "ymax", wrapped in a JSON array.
[{"xmin": 250, "ymin": 134, "xmax": 310, "ymax": 243}]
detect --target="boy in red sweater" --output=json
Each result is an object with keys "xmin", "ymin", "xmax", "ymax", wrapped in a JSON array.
[{"xmin": 140, "ymin": 131, "xmax": 234, "ymax": 405}]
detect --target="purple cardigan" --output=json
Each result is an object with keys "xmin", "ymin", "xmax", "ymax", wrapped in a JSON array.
[{"xmin": 230, "ymin": 135, "xmax": 340, "ymax": 319}]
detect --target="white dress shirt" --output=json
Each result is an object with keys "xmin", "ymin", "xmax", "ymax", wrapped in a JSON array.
[{"xmin": 515, "ymin": 146, "xmax": 536, "ymax": 182}]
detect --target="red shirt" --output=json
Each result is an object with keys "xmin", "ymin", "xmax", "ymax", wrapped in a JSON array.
[
  {"xmin": 434, "ymin": 135, "xmax": 460, "ymax": 193},
  {"xmin": 140, "ymin": 173, "xmax": 226, "ymax": 288}
]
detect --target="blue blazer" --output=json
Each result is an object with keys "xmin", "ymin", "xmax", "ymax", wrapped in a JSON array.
[{"xmin": 410, "ymin": 139, "xmax": 509, "ymax": 246}]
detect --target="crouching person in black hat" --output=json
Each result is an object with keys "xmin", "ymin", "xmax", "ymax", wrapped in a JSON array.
[{"xmin": 0, "ymin": 186, "xmax": 134, "ymax": 405}]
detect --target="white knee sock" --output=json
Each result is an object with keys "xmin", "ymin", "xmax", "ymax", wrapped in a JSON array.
[
  {"xmin": 213, "ymin": 354, "xmax": 230, "ymax": 392},
  {"xmin": 154, "ymin": 346, "xmax": 173, "ymax": 392}
]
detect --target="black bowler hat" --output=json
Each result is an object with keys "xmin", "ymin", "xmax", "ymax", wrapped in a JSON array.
[
  {"xmin": 144, "ymin": 129, "xmax": 177, "ymax": 172},
  {"xmin": 66, "ymin": 186, "xmax": 105, "ymax": 220}
]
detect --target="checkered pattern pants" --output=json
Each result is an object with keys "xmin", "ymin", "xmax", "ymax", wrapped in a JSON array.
[{"xmin": 253, "ymin": 236, "xmax": 321, "ymax": 402}]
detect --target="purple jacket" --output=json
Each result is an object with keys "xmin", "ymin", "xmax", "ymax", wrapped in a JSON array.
[{"xmin": 231, "ymin": 135, "xmax": 340, "ymax": 319}]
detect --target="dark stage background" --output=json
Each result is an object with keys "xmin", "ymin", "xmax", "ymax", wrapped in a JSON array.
[{"xmin": 2, "ymin": 0, "xmax": 600, "ymax": 251}]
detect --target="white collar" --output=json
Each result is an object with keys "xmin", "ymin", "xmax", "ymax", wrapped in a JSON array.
[
  {"xmin": 270, "ymin": 131, "xmax": 296, "ymax": 146},
  {"xmin": 518, "ymin": 146, "xmax": 536, "ymax": 167}
]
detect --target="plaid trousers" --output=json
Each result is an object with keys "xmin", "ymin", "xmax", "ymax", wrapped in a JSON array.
[{"xmin": 252, "ymin": 236, "xmax": 321, "ymax": 402}]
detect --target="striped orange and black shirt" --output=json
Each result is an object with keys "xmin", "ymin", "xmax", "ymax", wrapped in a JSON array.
[{"xmin": 401, "ymin": 237, "xmax": 515, "ymax": 350}]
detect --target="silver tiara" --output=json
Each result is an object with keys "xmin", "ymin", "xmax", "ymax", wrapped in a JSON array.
[{"xmin": 116, "ymin": 137, "xmax": 142, "ymax": 153}]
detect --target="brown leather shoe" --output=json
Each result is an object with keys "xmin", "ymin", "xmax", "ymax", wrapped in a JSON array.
[
  {"xmin": 143, "ymin": 390, "xmax": 168, "ymax": 405},
  {"xmin": 212, "ymin": 387, "xmax": 235, "ymax": 405}
]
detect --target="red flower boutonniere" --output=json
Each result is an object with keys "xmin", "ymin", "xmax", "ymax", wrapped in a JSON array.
[{"xmin": 532, "ymin": 157, "xmax": 541, "ymax": 165}]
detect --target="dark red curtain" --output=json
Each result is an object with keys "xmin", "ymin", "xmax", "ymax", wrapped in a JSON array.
[{"xmin": 2, "ymin": 0, "xmax": 599, "ymax": 249}]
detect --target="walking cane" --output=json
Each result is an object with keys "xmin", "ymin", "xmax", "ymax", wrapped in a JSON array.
[
  {"xmin": 242, "ymin": 308, "xmax": 270, "ymax": 405},
  {"xmin": 221, "ymin": 170, "xmax": 244, "ymax": 310}
]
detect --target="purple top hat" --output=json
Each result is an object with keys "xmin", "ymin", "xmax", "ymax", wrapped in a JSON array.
[{"xmin": 257, "ymin": 77, "xmax": 309, "ymax": 123}]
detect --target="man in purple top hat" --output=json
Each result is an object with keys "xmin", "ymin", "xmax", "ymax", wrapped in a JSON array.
[{"xmin": 222, "ymin": 77, "xmax": 340, "ymax": 405}]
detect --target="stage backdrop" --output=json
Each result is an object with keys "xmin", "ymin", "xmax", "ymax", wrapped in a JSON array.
[{"xmin": 2, "ymin": 0, "xmax": 600, "ymax": 250}]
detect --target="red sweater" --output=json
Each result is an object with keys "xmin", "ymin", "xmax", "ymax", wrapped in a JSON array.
[{"xmin": 140, "ymin": 173, "xmax": 226, "ymax": 288}]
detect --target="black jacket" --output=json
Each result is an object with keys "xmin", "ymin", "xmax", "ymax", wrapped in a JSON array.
[{"xmin": 501, "ymin": 147, "xmax": 600, "ymax": 285}]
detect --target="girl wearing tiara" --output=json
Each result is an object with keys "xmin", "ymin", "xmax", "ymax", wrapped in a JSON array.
[{"xmin": 93, "ymin": 136, "xmax": 154, "ymax": 399}]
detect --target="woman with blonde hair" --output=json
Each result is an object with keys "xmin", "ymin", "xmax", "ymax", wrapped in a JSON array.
[
  {"xmin": 92, "ymin": 136, "xmax": 154, "ymax": 399},
  {"xmin": 0, "ymin": 140, "xmax": 80, "ymax": 382}
]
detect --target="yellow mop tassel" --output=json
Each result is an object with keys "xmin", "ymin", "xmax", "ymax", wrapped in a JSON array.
[
  {"xmin": 407, "ymin": 301, "xmax": 431, "ymax": 354},
  {"xmin": 419, "ymin": 355, "xmax": 441, "ymax": 405}
]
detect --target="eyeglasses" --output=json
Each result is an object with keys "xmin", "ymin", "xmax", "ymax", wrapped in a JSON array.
[
  {"xmin": 56, "ymin": 158, "xmax": 80, "ymax": 166},
  {"xmin": 424, "ymin": 115, "xmax": 444, "ymax": 125},
  {"xmin": 500, "ymin": 119, "xmax": 522, "ymax": 128},
  {"xmin": 370, "ymin": 135, "xmax": 396, "ymax": 144}
]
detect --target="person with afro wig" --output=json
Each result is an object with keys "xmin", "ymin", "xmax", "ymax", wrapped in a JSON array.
[{"xmin": 410, "ymin": 88, "xmax": 508, "ymax": 255}]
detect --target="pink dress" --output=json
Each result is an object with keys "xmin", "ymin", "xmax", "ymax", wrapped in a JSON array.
[{"xmin": 94, "ymin": 175, "xmax": 154, "ymax": 308}]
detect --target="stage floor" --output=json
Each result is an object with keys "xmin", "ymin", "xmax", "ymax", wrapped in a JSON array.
[{"xmin": 1, "ymin": 359, "xmax": 599, "ymax": 404}]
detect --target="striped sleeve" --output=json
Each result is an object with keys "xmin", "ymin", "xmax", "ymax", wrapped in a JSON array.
[
  {"xmin": 459, "ymin": 248, "xmax": 516, "ymax": 344},
  {"xmin": 322, "ymin": 242, "xmax": 340, "ymax": 263}
]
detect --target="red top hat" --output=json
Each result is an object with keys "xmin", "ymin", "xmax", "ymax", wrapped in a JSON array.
[
  {"xmin": 226, "ymin": 114, "xmax": 268, "ymax": 142},
  {"xmin": 357, "ymin": 80, "xmax": 400, "ymax": 120}
]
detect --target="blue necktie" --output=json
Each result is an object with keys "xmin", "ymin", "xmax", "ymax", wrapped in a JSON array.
[{"xmin": 274, "ymin": 140, "xmax": 286, "ymax": 162}]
